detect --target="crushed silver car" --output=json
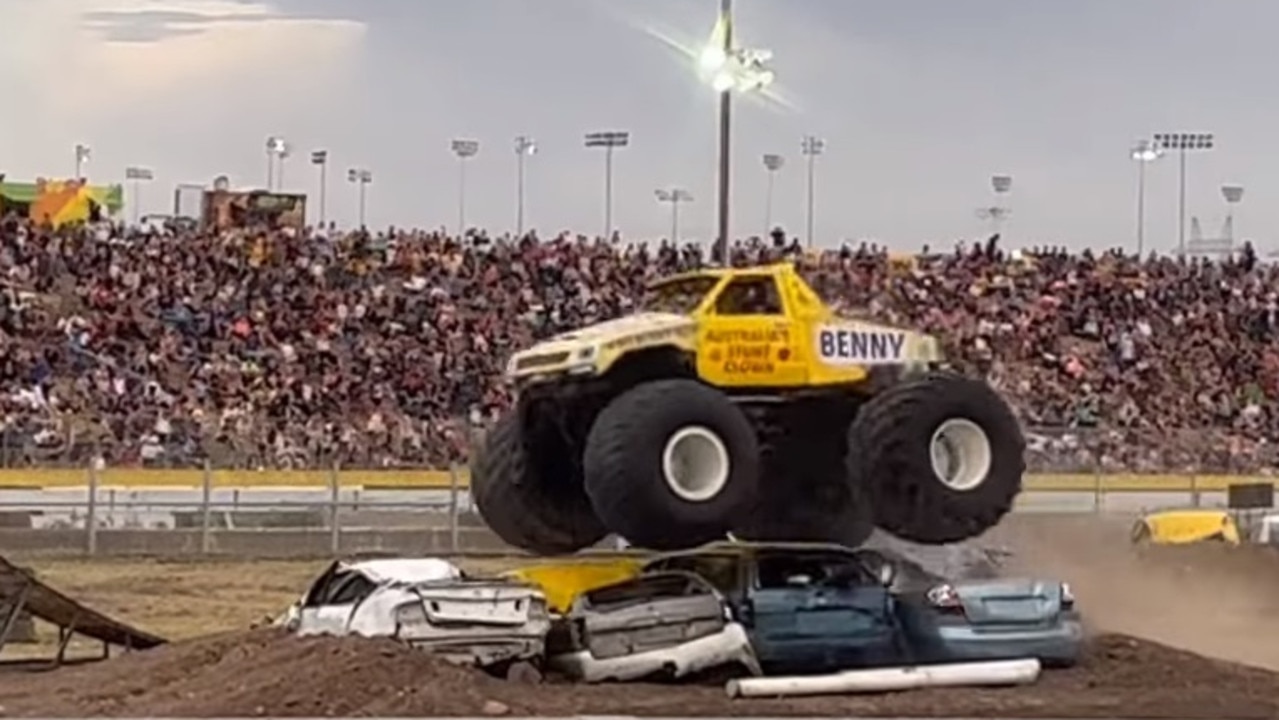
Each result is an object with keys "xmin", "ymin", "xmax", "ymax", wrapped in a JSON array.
[
  {"xmin": 547, "ymin": 571, "xmax": 761, "ymax": 683},
  {"xmin": 281, "ymin": 557, "xmax": 551, "ymax": 673}
]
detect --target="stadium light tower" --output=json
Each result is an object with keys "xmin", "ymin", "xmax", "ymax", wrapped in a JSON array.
[
  {"xmin": 762, "ymin": 153, "xmax": 784, "ymax": 235},
  {"xmin": 1222, "ymin": 184, "xmax": 1244, "ymax": 246},
  {"xmin": 74, "ymin": 144, "xmax": 91, "ymax": 180},
  {"xmin": 451, "ymin": 139, "xmax": 480, "ymax": 238},
  {"xmin": 124, "ymin": 166, "xmax": 154, "ymax": 224},
  {"xmin": 265, "ymin": 136, "xmax": 290, "ymax": 191},
  {"xmin": 1130, "ymin": 140, "xmax": 1163, "ymax": 256},
  {"xmin": 655, "ymin": 188, "xmax": 693, "ymax": 243},
  {"xmin": 1153, "ymin": 132, "xmax": 1214, "ymax": 256},
  {"xmin": 514, "ymin": 135, "xmax": 536, "ymax": 237},
  {"xmin": 699, "ymin": 0, "xmax": 776, "ymax": 263},
  {"xmin": 584, "ymin": 130, "xmax": 630, "ymax": 240},
  {"xmin": 976, "ymin": 174, "xmax": 1013, "ymax": 236},
  {"xmin": 347, "ymin": 167, "xmax": 372, "ymax": 227},
  {"xmin": 801, "ymin": 136, "xmax": 825, "ymax": 248}
]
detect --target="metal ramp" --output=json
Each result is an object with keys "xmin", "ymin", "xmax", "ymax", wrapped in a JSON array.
[{"xmin": 0, "ymin": 554, "xmax": 166, "ymax": 668}]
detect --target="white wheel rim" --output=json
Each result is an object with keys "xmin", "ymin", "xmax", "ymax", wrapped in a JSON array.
[
  {"xmin": 661, "ymin": 426, "xmax": 730, "ymax": 502},
  {"xmin": 929, "ymin": 418, "xmax": 993, "ymax": 492}
]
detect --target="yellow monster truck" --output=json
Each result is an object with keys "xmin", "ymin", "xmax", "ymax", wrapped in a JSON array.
[{"xmin": 471, "ymin": 262, "xmax": 1025, "ymax": 553}]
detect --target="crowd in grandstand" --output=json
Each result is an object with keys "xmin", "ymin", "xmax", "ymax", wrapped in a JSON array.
[{"xmin": 2, "ymin": 211, "xmax": 1278, "ymax": 473}]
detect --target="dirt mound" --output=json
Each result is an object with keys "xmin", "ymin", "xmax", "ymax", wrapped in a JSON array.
[
  {"xmin": 0, "ymin": 629, "xmax": 1275, "ymax": 717},
  {"xmin": 989, "ymin": 514, "xmax": 1279, "ymax": 672},
  {"xmin": 0, "ymin": 629, "xmax": 525, "ymax": 717}
]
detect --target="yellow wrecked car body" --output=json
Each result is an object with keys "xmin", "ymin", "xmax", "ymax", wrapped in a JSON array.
[
  {"xmin": 502, "ymin": 558, "xmax": 645, "ymax": 613},
  {"xmin": 1131, "ymin": 509, "xmax": 1241, "ymax": 545}
]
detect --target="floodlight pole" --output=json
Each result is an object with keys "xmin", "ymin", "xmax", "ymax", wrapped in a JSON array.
[
  {"xmin": 801, "ymin": 136, "xmax": 824, "ymax": 248},
  {"xmin": 1154, "ymin": 132, "xmax": 1214, "ymax": 256},
  {"xmin": 74, "ymin": 144, "xmax": 90, "ymax": 181},
  {"xmin": 514, "ymin": 135, "xmax": 536, "ymax": 237},
  {"xmin": 585, "ymin": 131, "xmax": 630, "ymax": 240},
  {"xmin": 451, "ymin": 139, "xmax": 480, "ymax": 238},
  {"xmin": 347, "ymin": 168, "xmax": 372, "ymax": 227},
  {"xmin": 762, "ymin": 154, "xmax": 783, "ymax": 235},
  {"xmin": 714, "ymin": 0, "xmax": 733, "ymax": 264},
  {"xmin": 656, "ymin": 188, "xmax": 693, "ymax": 243}
]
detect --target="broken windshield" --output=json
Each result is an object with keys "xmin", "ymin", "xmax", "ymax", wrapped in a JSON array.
[{"xmin": 641, "ymin": 276, "xmax": 719, "ymax": 314}]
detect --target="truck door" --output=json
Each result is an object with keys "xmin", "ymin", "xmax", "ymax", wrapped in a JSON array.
[{"xmin": 698, "ymin": 274, "xmax": 804, "ymax": 387}]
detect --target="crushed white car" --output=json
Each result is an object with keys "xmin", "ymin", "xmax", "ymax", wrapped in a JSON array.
[
  {"xmin": 546, "ymin": 571, "xmax": 761, "ymax": 683},
  {"xmin": 281, "ymin": 557, "xmax": 551, "ymax": 673}
]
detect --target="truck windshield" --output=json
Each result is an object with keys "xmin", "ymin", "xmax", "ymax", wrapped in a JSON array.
[{"xmin": 642, "ymin": 276, "xmax": 719, "ymax": 314}]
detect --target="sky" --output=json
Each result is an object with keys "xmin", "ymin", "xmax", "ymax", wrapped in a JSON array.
[{"xmin": 1, "ymin": 0, "xmax": 1278, "ymax": 254}]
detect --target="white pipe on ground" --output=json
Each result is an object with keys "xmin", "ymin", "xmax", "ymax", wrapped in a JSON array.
[{"xmin": 725, "ymin": 658, "xmax": 1042, "ymax": 698}]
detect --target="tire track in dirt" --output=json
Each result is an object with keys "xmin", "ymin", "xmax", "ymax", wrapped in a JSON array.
[{"xmin": 987, "ymin": 514, "xmax": 1279, "ymax": 672}]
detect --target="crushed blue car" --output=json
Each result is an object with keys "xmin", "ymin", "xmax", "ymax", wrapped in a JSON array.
[
  {"xmin": 634, "ymin": 540, "xmax": 1082, "ymax": 674},
  {"xmin": 644, "ymin": 541, "xmax": 902, "ymax": 674}
]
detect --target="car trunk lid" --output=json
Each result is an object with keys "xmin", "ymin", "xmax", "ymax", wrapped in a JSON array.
[
  {"xmin": 572, "ymin": 572, "xmax": 728, "ymax": 660},
  {"xmin": 953, "ymin": 579, "xmax": 1063, "ymax": 625},
  {"xmin": 411, "ymin": 582, "xmax": 538, "ymax": 626}
]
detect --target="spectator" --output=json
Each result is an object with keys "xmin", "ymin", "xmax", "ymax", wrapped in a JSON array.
[{"xmin": 1, "ymin": 212, "xmax": 1275, "ymax": 475}]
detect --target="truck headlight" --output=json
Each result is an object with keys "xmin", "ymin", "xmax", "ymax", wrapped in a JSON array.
[{"xmin": 528, "ymin": 597, "xmax": 549, "ymax": 621}]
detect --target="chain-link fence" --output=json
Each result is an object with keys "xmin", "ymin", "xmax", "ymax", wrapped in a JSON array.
[{"xmin": 0, "ymin": 423, "xmax": 1273, "ymax": 557}]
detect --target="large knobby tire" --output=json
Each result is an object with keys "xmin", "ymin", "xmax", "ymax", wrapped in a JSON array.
[
  {"xmin": 470, "ymin": 412, "xmax": 607, "ymax": 555},
  {"xmin": 850, "ymin": 371, "xmax": 1025, "ymax": 544},
  {"xmin": 583, "ymin": 379, "xmax": 759, "ymax": 550}
]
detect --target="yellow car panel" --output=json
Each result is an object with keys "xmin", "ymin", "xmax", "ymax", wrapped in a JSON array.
[
  {"xmin": 501, "ymin": 559, "xmax": 644, "ymax": 614},
  {"xmin": 1131, "ymin": 509, "xmax": 1241, "ymax": 545}
]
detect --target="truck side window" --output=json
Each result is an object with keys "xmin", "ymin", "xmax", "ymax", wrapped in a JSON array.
[{"xmin": 714, "ymin": 277, "xmax": 783, "ymax": 315}]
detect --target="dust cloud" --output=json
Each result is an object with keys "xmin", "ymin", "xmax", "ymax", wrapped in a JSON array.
[{"xmin": 987, "ymin": 514, "xmax": 1279, "ymax": 672}]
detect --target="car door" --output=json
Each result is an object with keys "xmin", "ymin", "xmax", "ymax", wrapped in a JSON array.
[{"xmin": 747, "ymin": 550, "xmax": 898, "ymax": 672}]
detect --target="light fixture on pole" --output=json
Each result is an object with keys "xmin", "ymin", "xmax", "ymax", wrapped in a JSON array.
[
  {"xmin": 699, "ymin": 0, "xmax": 776, "ymax": 263},
  {"xmin": 976, "ymin": 174, "xmax": 1013, "ymax": 236},
  {"xmin": 1130, "ymin": 140, "xmax": 1163, "ymax": 257},
  {"xmin": 346, "ymin": 167, "xmax": 372, "ymax": 227},
  {"xmin": 1152, "ymin": 132, "xmax": 1214, "ymax": 256},
  {"xmin": 514, "ymin": 135, "xmax": 536, "ymax": 237},
  {"xmin": 762, "ymin": 153, "xmax": 784, "ymax": 236},
  {"xmin": 801, "ymin": 136, "xmax": 824, "ymax": 248},
  {"xmin": 584, "ymin": 130, "xmax": 630, "ymax": 240},
  {"xmin": 74, "ymin": 144, "xmax": 91, "ymax": 180},
  {"xmin": 124, "ymin": 166, "xmax": 154, "ymax": 225},
  {"xmin": 1221, "ymin": 184, "xmax": 1244, "ymax": 248},
  {"xmin": 450, "ymin": 139, "xmax": 480, "ymax": 238},
  {"xmin": 265, "ymin": 136, "xmax": 289, "ymax": 191},
  {"xmin": 655, "ymin": 188, "xmax": 693, "ymax": 243},
  {"xmin": 311, "ymin": 150, "xmax": 329, "ymax": 227}
]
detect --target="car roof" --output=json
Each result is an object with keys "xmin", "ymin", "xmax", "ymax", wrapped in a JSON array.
[{"xmin": 338, "ymin": 557, "xmax": 462, "ymax": 585}]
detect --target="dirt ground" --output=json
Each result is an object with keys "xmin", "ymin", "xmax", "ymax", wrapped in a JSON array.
[
  {"xmin": 0, "ymin": 628, "xmax": 1274, "ymax": 718},
  {"xmin": 2, "ymin": 515, "xmax": 1277, "ymax": 717}
]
